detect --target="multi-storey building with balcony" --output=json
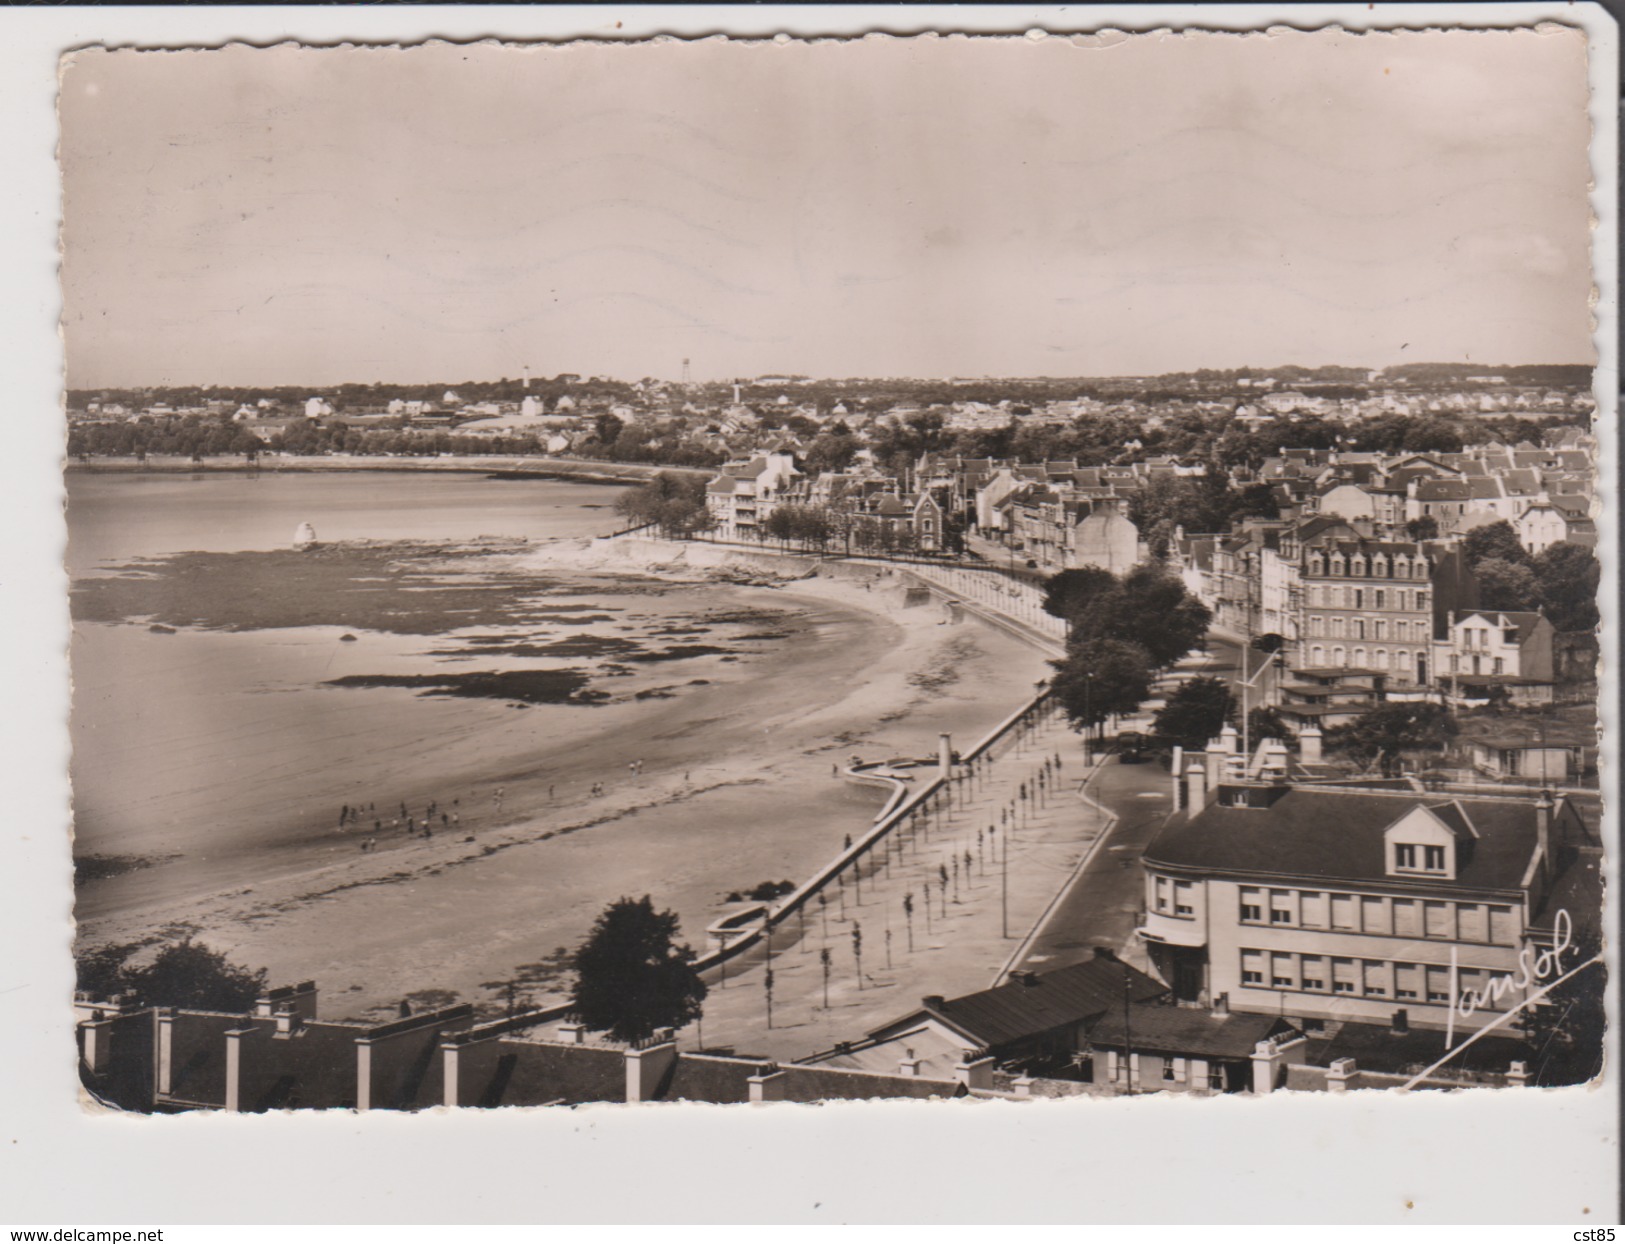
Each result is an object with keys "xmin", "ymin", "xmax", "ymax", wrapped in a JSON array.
[{"xmin": 1138, "ymin": 780, "xmax": 1600, "ymax": 1036}]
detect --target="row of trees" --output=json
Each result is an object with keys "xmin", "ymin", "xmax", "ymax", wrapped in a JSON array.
[
  {"xmin": 1042, "ymin": 565, "xmax": 1214, "ymax": 737},
  {"xmin": 612, "ymin": 472, "xmax": 715, "ymax": 536}
]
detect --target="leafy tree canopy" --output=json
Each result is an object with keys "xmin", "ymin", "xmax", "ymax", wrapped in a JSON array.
[
  {"xmin": 1473, "ymin": 557, "xmax": 1540, "ymax": 613},
  {"xmin": 1323, "ymin": 702, "xmax": 1458, "ymax": 777},
  {"xmin": 570, "ymin": 896, "xmax": 707, "ymax": 1043},
  {"xmin": 1462, "ymin": 520, "xmax": 1530, "ymax": 569},
  {"xmin": 1049, "ymin": 637, "xmax": 1154, "ymax": 735},
  {"xmin": 1152, "ymin": 676, "xmax": 1237, "ymax": 752},
  {"xmin": 1531, "ymin": 542, "xmax": 1600, "ymax": 633},
  {"xmin": 76, "ymin": 939, "xmax": 269, "ymax": 1012}
]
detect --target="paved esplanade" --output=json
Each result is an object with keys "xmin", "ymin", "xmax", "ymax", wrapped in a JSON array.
[{"xmin": 677, "ymin": 706, "xmax": 1113, "ymax": 1060}]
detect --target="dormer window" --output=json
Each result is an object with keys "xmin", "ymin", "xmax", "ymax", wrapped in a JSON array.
[{"xmin": 1351, "ymin": 556, "xmax": 1366, "ymax": 576}]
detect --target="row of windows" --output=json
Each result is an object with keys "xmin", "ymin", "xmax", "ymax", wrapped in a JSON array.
[
  {"xmin": 1305, "ymin": 585, "xmax": 1429, "ymax": 612},
  {"xmin": 1239, "ymin": 950, "xmax": 1511, "ymax": 1009},
  {"xmin": 1306, "ymin": 554, "xmax": 1429, "ymax": 580},
  {"xmin": 1451, "ymin": 655, "xmax": 1507, "ymax": 675},
  {"xmin": 1238, "ymin": 888, "xmax": 1518, "ymax": 945},
  {"xmin": 1306, "ymin": 616, "xmax": 1424, "ymax": 642},
  {"xmin": 1303, "ymin": 646, "xmax": 1417, "ymax": 672},
  {"xmin": 1150, "ymin": 877, "xmax": 1197, "ymax": 918}
]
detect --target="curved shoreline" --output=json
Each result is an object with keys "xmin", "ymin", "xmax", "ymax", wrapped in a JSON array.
[
  {"xmin": 66, "ymin": 453, "xmax": 705, "ymax": 486},
  {"xmin": 75, "ymin": 533, "xmax": 1053, "ymax": 1021}
]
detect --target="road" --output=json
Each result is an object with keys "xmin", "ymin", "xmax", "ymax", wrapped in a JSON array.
[{"xmin": 1004, "ymin": 754, "xmax": 1177, "ymax": 975}]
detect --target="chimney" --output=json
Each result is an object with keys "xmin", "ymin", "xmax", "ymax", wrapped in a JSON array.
[
  {"xmin": 624, "ymin": 1035, "xmax": 678, "ymax": 1104},
  {"xmin": 954, "ymin": 1055, "xmax": 996, "ymax": 1092},
  {"xmin": 747, "ymin": 1065, "xmax": 787, "ymax": 1103},
  {"xmin": 922, "ymin": 995, "xmax": 945, "ymax": 1010},
  {"xmin": 1185, "ymin": 761, "xmax": 1207, "ymax": 811},
  {"xmin": 556, "ymin": 1022, "xmax": 587, "ymax": 1045},
  {"xmin": 1204, "ymin": 741, "xmax": 1226, "ymax": 790},
  {"xmin": 898, "ymin": 1048, "xmax": 922, "ymax": 1078},
  {"xmin": 938, "ymin": 732, "xmax": 954, "ymax": 780},
  {"xmin": 1093, "ymin": 946, "xmax": 1117, "ymax": 961},
  {"xmin": 272, "ymin": 1007, "xmax": 302, "ymax": 1038},
  {"xmin": 1212, "ymin": 992, "xmax": 1229, "ymax": 1016},
  {"xmin": 1326, "ymin": 1057, "xmax": 1358, "ymax": 1093},
  {"xmin": 1250, "ymin": 1037, "xmax": 1289, "ymax": 1095},
  {"xmin": 1298, "ymin": 726, "xmax": 1323, "ymax": 765},
  {"xmin": 441, "ymin": 1039, "xmax": 465, "ymax": 1108},
  {"xmin": 156, "ymin": 1009, "xmax": 176, "ymax": 1097},
  {"xmin": 1170, "ymin": 745, "xmax": 1185, "ymax": 809},
  {"xmin": 1507, "ymin": 1060, "xmax": 1531, "ymax": 1088},
  {"xmin": 1219, "ymin": 724, "xmax": 1240, "ymax": 755}
]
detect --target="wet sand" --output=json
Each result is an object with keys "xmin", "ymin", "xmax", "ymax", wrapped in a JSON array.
[{"xmin": 74, "ymin": 538, "xmax": 1050, "ymax": 1021}]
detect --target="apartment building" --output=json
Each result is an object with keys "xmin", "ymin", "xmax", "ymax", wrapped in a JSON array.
[{"xmin": 1138, "ymin": 781, "xmax": 1599, "ymax": 1035}]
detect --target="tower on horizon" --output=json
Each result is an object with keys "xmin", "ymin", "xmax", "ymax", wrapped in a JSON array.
[{"xmin": 681, "ymin": 358, "xmax": 692, "ymax": 386}]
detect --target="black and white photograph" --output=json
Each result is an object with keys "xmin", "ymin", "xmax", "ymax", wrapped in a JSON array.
[
  {"xmin": 57, "ymin": 19, "xmax": 1610, "ymax": 1114},
  {"xmin": 7, "ymin": 2, "xmax": 1617, "ymax": 1227}
]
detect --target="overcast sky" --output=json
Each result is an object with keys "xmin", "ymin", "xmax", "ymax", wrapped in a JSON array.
[{"xmin": 59, "ymin": 28, "xmax": 1595, "ymax": 388}]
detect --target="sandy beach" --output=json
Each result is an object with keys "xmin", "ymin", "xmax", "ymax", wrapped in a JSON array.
[{"xmin": 73, "ymin": 533, "xmax": 1051, "ymax": 1022}]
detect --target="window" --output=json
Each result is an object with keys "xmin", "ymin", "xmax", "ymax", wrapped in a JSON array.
[
  {"xmin": 1241, "ymin": 950, "xmax": 1265, "ymax": 985},
  {"xmin": 1424, "ymin": 901, "xmax": 1452, "ymax": 938},
  {"xmin": 1269, "ymin": 891, "xmax": 1294, "ymax": 925},
  {"xmin": 1240, "ymin": 889, "xmax": 1264, "ymax": 923},
  {"xmin": 1361, "ymin": 896, "xmax": 1390, "ymax": 935},
  {"xmin": 1354, "ymin": 588, "xmax": 1365, "ymax": 609},
  {"xmin": 1300, "ymin": 956, "xmax": 1327, "ymax": 991},
  {"xmin": 1174, "ymin": 881, "xmax": 1195, "ymax": 917},
  {"xmin": 1162, "ymin": 1057, "xmax": 1175, "ymax": 1082},
  {"xmin": 1330, "ymin": 894, "xmax": 1357, "ymax": 931},
  {"xmin": 1355, "ymin": 619, "xmax": 1366, "ymax": 640},
  {"xmin": 1424, "ymin": 845, "xmax": 1446, "ymax": 871},
  {"xmin": 1271, "ymin": 953, "xmax": 1297, "ymax": 989},
  {"xmin": 1311, "ymin": 646, "xmax": 1325, "ymax": 666},
  {"xmin": 1309, "ymin": 615, "xmax": 1322, "ymax": 637},
  {"xmin": 1375, "ymin": 589, "xmax": 1386, "ymax": 609},
  {"xmin": 1154, "ymin": 876, "xmax": 1170, "ymax": 913},
  {"xmin": 1351, "ymin": 558, "xmax": 1366, "ymax": 577},
  {"xmin": 1374, "ymin": 619, "xmax": 1386, "ymax": 640},
  {"xmin": 1332, "ymin": 959, "xmax": 1358, "ymax": 994},
  {"xmin": 1396, "ymin": 843, "xmax": 1418, "ymax": 869},
  {"xmin": 1489, "ymin": 905, "xmax": 1517, "ymax": 945},
  {"xmin": 1504, "ymin": 629, "xmax": 1518, "ymax": 646},
  {"xmin": 1426, "ymin": 965, "xmax": 1451, "ymax": 1003},
  {"xmin": 1457, "ymin": 904, "xmax": 1488, "ymax": 943},
  {"xmin": 1300, "ymin": 891, "xmax": 1328, "ymax": 928},
  {"xmin": 1493, "ymin": 658, "xmax": 1504, "ymax": 675},
  {"xmin": 1393, "ymin": 898, "xmax": 1421, "ymax": 937},
  {"xmin": 1363, "ymin": 961, "xmax": 1389, "ymax": 997},
  {"xmin": 1394, "ymin": 963, "xmax": 1421, "ymax": 1000}
]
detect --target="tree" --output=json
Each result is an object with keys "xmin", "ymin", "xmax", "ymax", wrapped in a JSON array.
[
  {"xmin": 1531, "ymin": 542, "xmax": 1600, "ymax": 632},
  {"xmin": 1114, "ymin": 565, "xmax": 1213, "ymax": 668},
  {"xmin": 1247, "ymin": 705, "xmax": 1293, "ymax": 743},
  {"xmin": 1323, "ymin": 703, "xmax": 1458, "ymax": 777},
  {"xmin": 1404, "ymin": 515, "xmax": 1440, "ymax": 541},
  {"xmin": 75, "ymin": 939, "xmax": 270, "ymax": 1011},
  {"xmin": 1050, "ymin": 637, "xmax": 1154, "ymax": 736},
  {"xmin": 1473, "ymin": 557, "xmax": 1539, "ymax": 612},
  {"xmin": 1152, "ymin": 676, "xmax": 1237, "ymax": 752},
  {"xmin": 1462, "ymin": 520, "xmax": 1531, "ymax": 569},
  {"xmin": 1040, "ymin": 566, "xmax": 1118, "ymax": 630},
  {"xmin": 569, "ymin": 896, "xmax": 707, "ymax": 1043}
]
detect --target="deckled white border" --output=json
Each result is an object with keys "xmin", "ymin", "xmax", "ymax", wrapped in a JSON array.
[{"xmin": 3, "ymin": 4, "xmax": 1615, "ymax": 1225}]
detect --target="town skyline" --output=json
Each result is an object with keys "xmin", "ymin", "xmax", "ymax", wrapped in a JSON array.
[{"xmin": 60, "ymin": 30, "xmax": 1595, "ymax": 390}]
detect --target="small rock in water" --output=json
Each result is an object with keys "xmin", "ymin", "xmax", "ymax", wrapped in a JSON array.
[
  {"xmin": 148, "ymin": 623, "xmax": 177, "ymax": 634},
  {"xmin": 340, "ymin": 633, "xmax": 357, "ymax": 642}
]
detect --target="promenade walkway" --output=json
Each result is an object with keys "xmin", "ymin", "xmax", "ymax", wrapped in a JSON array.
[{"xmin": 676, "ymin": 704, "xmax": 1116, "ymax": 1060}]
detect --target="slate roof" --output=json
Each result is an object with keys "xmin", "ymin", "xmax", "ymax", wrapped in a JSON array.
[
  {"xmin": 1144, "ymin": 786, "xmax": 1558, "ymax": 893},
  {"xmin": 885, "ymin": 956, "xmax": 1167, "ymax": 1049},
  {"xmin": 1088, "ymin": 1005, "xmax": 1294, "ymax": 1060}
]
